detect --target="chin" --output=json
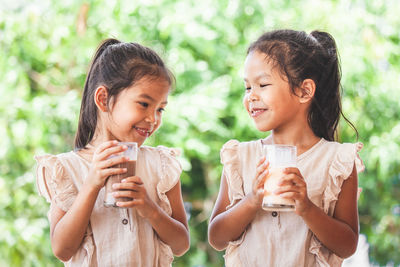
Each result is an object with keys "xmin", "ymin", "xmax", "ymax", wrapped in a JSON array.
[{"xmin": 254, "ymin": 123, "xmax": 272, "ymax": 132}]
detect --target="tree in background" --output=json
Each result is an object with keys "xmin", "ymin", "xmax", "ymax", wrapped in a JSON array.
[{"xmin": 0, "ymin": 0, "xmax": 399, "ymax": 266}]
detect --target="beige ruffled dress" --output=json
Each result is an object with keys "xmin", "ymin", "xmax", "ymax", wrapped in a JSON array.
[
  {"xmin": 35, "ymin": 145, "xmax": 182, "ymax": 267},
  {"xmin": 220, "ymin": 137, "xmax": 364, "ymax": 267}
]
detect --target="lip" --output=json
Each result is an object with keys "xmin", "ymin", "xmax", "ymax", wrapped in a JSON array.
[
  {"xmin": 250, "ymin": 108, "xmax": 267, "ymax": 117},
  {"xmin": 134, "ymin": 126, "xmax": 152, "ymax": 137}
]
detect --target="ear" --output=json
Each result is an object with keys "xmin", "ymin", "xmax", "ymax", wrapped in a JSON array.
[
  {"xmin": 297, "ymin": 79, "xmax": 316, "ymax": 104},
  {"xmin": 94, "ymin": 86, "xmax": 109, "ymax": 112}
]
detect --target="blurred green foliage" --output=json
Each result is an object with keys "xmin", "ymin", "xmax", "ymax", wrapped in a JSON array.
[{"xmin": 1, "ymin": 0, "xmax": 399, "ymax": 266}]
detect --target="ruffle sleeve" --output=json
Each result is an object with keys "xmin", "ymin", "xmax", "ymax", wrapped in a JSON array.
[
  {"xmin": 156, "ymin": 146, "xmax": 182, "ymax": 216},
  {"xmin": 310, "ymin": 142, "xmax": 364, "ymax": 266},
  {"xmin": 220, "ymin": 140, "xmax": 247, "ymax": 256},
  {"xmin": 220, "ymin": 140, "xmax": 244, "ymax": 210},
  {"xmin": 323, "ymin": 142, "xmax": 364, "ymax": 215},
  {"xmin": 155, "ymin": 146, "xmax": 182, "ymax": 265},
  {"xmin": 35, "ymin": 154, "xmax": 78, "ymax": 212}
]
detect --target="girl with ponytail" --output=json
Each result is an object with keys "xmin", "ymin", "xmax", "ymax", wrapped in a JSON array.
[
  {"xmin": 35, "ymin": 39, "xmax": 189, "ymax": 266},
  {"xmin": 209, "ymin": 29, "xmax": 364, "ymax": 266}
]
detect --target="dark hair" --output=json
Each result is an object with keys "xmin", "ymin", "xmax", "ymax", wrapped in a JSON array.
[
  {"xmin": 74, "ymin": 38, "xmax": 174, "ymax": 149},
  {"xmin": 247, "ymin": 29, "xmax": 357, "ymax": 141}
]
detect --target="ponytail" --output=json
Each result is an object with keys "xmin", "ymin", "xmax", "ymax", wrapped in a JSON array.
[
  {"xmin": 308, "ymin": 31, "xmax": 341, "ymax": 140},
  {"xmin": 309, "ymin": 31, "xmax": 358, "ymax": 140},
  {"xmin": 74, "ymin": 39, "xmax": 121, "ymax": 149}
]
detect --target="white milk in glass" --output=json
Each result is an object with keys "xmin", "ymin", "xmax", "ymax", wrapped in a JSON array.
[{"xmin": 262, "ymin": 144, "xmax": 297, "ymax": 212}]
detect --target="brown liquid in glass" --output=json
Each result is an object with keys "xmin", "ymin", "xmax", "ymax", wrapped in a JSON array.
[{"xmin": 104, "ymin": 160, "xmax": 136, "ymax": 207}]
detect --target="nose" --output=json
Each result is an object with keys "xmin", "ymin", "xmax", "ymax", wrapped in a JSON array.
[
  {"xmin": 144, "ymin": 110, "xmax": 157, "ymax": 125},
  {"xmin": 247, "ymin": 87, "xmax": 259, "ymax": 102}
]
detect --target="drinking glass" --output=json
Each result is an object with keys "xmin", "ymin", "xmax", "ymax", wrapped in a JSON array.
[
  {"xmin": 262, "ymin": 144, "xmax": 297, "ymax": 212},
  {"xmin": 104, "ymin": 142, "xmax": 138, "ymax": 207}
]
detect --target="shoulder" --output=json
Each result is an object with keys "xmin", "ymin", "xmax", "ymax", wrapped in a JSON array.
[
  {"xmin": 220, "ymin": 139, "xmax": 261, "ymax": 164},
  {"xmin": 220, "ymin": 140, "xmax": 239, "ymax": 163},
  {"xmin": 221, "ymin": 139, "xmax": 261, "ymax": 150},
  {"xmin": 322, "ymin": 140, "xmax": 363, "ymax": 164},
  {"xmin": 35, "ymin": 151, "xmax": 75, "ymax": 172},
  {"xmin": 139, "ymin": 145, "xmax": 180, "ymax": 157},
  {"xmin": 140, "ymin": 145, "xmax": 182, "ymax": 171},
  {"xmin": 323, "ymin": 139, "xmax": 364, "ymax": 178},
  {"xmin": 317, "ymin": 140, "xmax": 364, "ymax": 215},
  {"xmin": 34, "ymin": 152, "xmax": 78, "ymax": 209}
]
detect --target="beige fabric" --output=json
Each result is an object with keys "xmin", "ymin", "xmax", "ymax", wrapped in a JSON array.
[
  {"xmin": 220, "ymin": 137, "xmax": 364, "ymax": 267},
  {"xmin": 35, "ymin": 145, "xmax": 182, "ymax": 267}
]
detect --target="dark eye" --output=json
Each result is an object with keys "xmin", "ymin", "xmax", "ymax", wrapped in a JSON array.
[
  {"xmin": 245, "ymin": 87, "xmax": 251, "ymax": 91},
  {"xmin": 138, "ymin": 102, "xmax": 148, "ymax": 108},
  {"xmin": 260, "ymin": 84, "xmax": 270, "ymax": 88},
  {"xmin": 158, "ymin": 107, "xmax": 165, "ymax": 113}
]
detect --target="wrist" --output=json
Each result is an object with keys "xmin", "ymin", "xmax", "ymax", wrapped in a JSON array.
[
  {"xmin": 244, "ymin": 192, "xmax": 263, "ymax": 211},
  {"xmin": 147, "ymin": 203, "xmax": 162, "ymax": 222},
  {"xmin": 81, "ymin": 181, "xmax": 102, "ymax": 196},
  {"xmin": 298, "ymin": 200, "xmax": 316, "ymax": 218}
]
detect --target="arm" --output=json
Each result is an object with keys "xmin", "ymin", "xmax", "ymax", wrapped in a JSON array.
[
  {"xmin": 277, "ymin": 164, "xmax": 359, "ymax": 258},
  {"xmin": 50, "ymin": 141, "xmax": 129, "ymax": 261},
  {"xmin": 114, "ymin": 178, "xmax": 190, "ymax": 256},
  {"xmin": 303, "ymin": 165, "xmax": 359, "ymax": 257},
  {"xmin": 208, "ymin": 158, "xmax": 268, "ymax": 250},
  {"xmin": 49, "ymin": 184, "xmax": 100, "ymax": 261},
  {"xmin": 150, "ymin": 180, "xmax": 190, "ymax": 256}
]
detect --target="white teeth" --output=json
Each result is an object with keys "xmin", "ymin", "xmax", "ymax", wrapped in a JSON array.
[
  {"xmin": 251, "ymin": 109, "xmax": 265, "ymax": 117},
  {"xmin": 134, "ymin": 127, "xmax": 151, "ymax": 135}
]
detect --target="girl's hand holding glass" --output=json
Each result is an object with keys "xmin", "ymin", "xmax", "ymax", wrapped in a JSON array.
[
  {"xmin": 86, "ymin": 140, "xmax": 129, "ymax": 191},
  {"xmin": 274, "ymin": 167, "xmax": 313, "ymax": 216},
  {"xmin": 248, "ymin": 157, "xmax": 269, "ymax": 208},
  {"xmin": 112, "ymin": 176, "xmax": 157, "ymax": 218}
]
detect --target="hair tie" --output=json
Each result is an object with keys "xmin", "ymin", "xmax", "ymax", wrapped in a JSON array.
[{"xmin": 308, "ymin": 33, "xmax": 319, "ymax": 44}]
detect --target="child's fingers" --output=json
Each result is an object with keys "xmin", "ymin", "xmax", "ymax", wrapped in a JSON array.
[
  {"xmin": 254, "ymin": 168, "xmax": 268, "ymax": 190},
  {"xmin": 116, "ymin": 198, "xmax": 144, "ymax": 208},
  {"xmin": 277, "ymin": 191, "xmax": 298, "ymax": 200},
  {"xmin": 122, "ymin": 176, "xmax": 143, "ymax": 184},
  {"xmin": 279, "ymin": 173, "xmax": 306, "ymax": 187},
  {"xmin": 99, "ymin": 155, "xmax": 129, "ymax": 169},
  {"xmin": 283, "ymin": 167, "xmax": 302, "ymax": 177},
  {"xmin": 255, "ymin": 162, "xmax": 268, "ymax": 177},
  {"xmin": 259, "ymin": 168, "xmax": 269, "ymax": 186},
  {"xmin": 113, "ymin": 189, "xmax": 140, "ymax": 199},
  {"xmin": 112, "ymin": 183, "xmax": 139, "ymax": 192},
  {"xmin": 257, "ymin": 156, "xmax": 266, "ymax": 166},
  {"xmin": 97, "ymin": 144, "xmax": 128, "ymax": 161},
  {"xmin": 113, "ymin": 181, "xmax": 143, "ymax": 192},
  {"xmin": 273, "ymin": 184, "xmax": 301, "ymax": 195},
  {"xmin": 100, "ymin": 167, "xmax": 127, "ymax": 178},
  {"xmin": 94, "ymin": 140, "xmax": 118, "ymax": 156}
]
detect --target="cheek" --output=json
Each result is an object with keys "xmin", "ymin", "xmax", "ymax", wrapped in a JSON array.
[
  {"xmin": 243, "ymin": 95, "xmax": 249, "ymax": 110},
  {"xmin": 259, "ymin": 90, "xmax": 270, "ymax": 103},
  {"xmin": 155, "ymin": 113, "xmax": 163, "ymax": 125}
]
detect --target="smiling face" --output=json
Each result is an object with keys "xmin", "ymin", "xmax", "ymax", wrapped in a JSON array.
[
  {"xmin": 104, "ymin": 76, "xmax": 170, "ymax": 146},
  {"xmin": 243, "ymin": 50, "xmax": 303, "ymax": 132}
]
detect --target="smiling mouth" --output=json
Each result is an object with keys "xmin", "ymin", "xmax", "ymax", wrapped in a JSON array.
[
  {"xmin": 134, "ymin": 126, "xmax": 152, "ymax": 137},
  {"xmin": 251, "ymin": 108, "xmax": 267, "ymax": 117}
]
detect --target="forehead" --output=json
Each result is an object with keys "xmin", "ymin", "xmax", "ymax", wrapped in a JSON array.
[
  {"xmin": 244, "ymin": 51, "xmax": 282, "ymax": 82},
  {"xmin": 123, "ymin": 77, "xmax": 170, "ymax": 101}
]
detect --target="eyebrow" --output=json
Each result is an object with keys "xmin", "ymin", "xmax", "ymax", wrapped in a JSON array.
[
  {"xmin": 138, "ymin": 93, "xmax": 168, "ymax": 105},
  {"xmin": 244, "ymin": 73, "xmax": 271, "ymax": 82}
]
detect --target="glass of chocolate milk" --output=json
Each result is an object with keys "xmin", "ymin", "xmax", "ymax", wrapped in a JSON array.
[
  {"xmin": 104, "ymin": 142, "xmax": 138, "ymax": 208},
  {"xmin": 262, "ymin": 144, "xmax": 297, "ymax": 212}
]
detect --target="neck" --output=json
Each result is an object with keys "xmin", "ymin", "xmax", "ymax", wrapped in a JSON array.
[
  {"xmin": 91, "ymin": 129, "xmax": 116, "ymax": 147},
  {"xmin": 269, "ymin": 120, "xmax": 320, "ymax": 155},
  {"xmin": 89, "ymin": 117, "xmax": 117, "ymax": 147}
]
